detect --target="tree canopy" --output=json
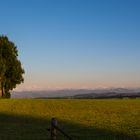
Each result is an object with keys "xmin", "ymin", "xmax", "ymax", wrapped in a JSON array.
[{"xmin": 0, "ymin": 35, "xmax": 24, "ymax": 98}]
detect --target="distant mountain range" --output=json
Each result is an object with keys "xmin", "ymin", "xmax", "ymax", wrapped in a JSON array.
[{"xmin": 11, "ymin": 88, "xmax": 140, "ymax": 99}]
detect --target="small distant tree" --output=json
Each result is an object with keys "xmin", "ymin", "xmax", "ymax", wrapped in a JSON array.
[{"xmin": 0, "ymin": 35, "xmax": 24, "ymax": 98}]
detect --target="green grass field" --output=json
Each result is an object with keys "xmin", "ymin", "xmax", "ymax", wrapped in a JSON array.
[{"xmin": 0, "ymin": 99, "xmax": 139, "ymax": 140}]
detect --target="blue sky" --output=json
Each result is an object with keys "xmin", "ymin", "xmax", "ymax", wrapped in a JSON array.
[{"xmin": 0, "ymin": 0, "xmax": 140, "ymax": 90}]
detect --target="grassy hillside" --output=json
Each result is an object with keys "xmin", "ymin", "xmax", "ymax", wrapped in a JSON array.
[{"xmin": 0, "ymin": 99, "xmax": 139, "ymax": 140}]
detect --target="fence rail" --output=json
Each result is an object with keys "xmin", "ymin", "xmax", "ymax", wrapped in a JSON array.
[{"xmin": 48, "ymin": 118, "xmax": 72, "ymax": 140}]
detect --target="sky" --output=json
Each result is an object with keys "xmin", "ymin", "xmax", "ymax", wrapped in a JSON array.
[{"xmin": 0, "ymin": 0, "xmax": 140, "ymax": 90}]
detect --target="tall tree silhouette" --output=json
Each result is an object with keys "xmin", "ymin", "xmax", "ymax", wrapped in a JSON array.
[{"xmin": 0, "ymin": 35, "xmax": 24, "ymax": 98}]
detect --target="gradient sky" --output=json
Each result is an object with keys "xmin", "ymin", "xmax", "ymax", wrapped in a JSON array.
[{"xmin": 0, "ymin": 0, "xmax": 140, "ymax": 90}]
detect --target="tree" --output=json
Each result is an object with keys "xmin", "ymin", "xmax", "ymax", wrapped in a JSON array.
[{"xmin": 0, "ymin": 35, "xmax": 24, "ymax": 98}]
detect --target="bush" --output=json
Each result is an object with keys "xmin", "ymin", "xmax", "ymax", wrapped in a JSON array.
[{"xmin": 2, "ymin": 92, "xmax": 11, "ymax": 98}]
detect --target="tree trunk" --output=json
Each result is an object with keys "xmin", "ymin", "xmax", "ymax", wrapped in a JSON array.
[
  {"xmin": 2, "ymin": 86, "xmax": 4, "ymax": 97},
  {"xmin": 0, "ymin": 80, "xmax": 2, "ymax": 97},
  {"xmin": 1, "ymin": 82, "xmax": 5, "ymax": 97},
  {"xmin": 0, "ymin": 90, "xmax": 1, "ymax": 96}
]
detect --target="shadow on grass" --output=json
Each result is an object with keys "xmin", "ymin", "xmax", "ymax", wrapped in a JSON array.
[{"xmin": 0, "ymin": 113, "xmax": 139, "ymax": 140}]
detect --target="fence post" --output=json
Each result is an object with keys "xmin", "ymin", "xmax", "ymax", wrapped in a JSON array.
[{"xmin": 51, "ymin": 118, "xmax": 58, "ymax": 140}]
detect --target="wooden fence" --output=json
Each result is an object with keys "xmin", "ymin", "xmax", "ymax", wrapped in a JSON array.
[{"xmin": 48, "ymin": 118, "xmax": 72, "ymax": 140}]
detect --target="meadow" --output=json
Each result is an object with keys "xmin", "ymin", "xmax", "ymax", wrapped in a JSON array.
[{"xmin": 0, "ymin": 99, "xmax": 139, "ymax": 140}]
